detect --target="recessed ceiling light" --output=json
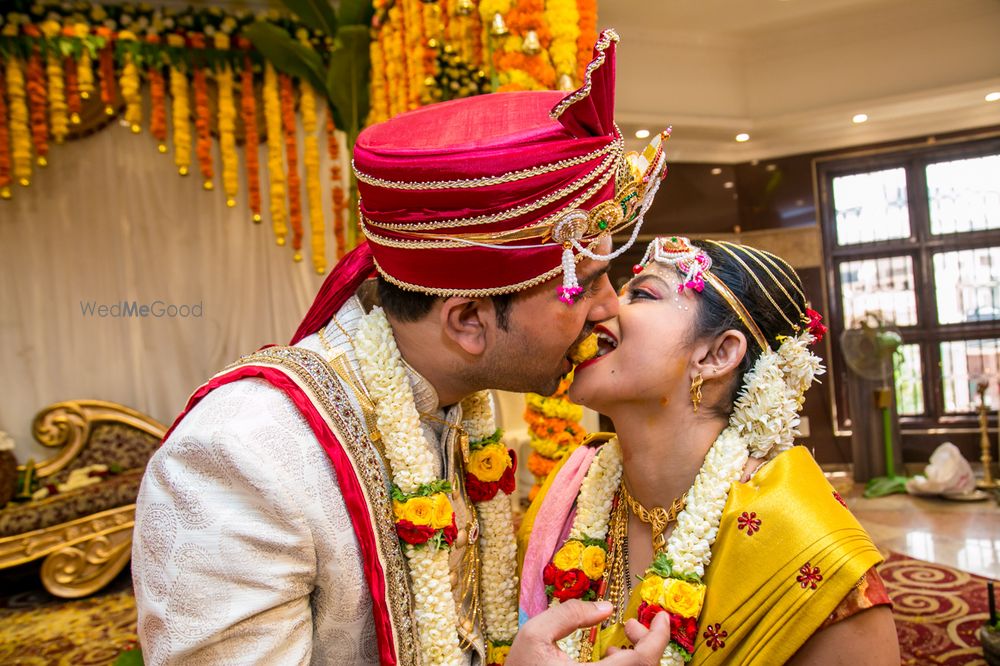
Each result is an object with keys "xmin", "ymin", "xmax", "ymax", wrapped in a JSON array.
[
  {"xmin": 986, "ymin": 92, "xmax": 1000, "ymax": 102},
  {"xmin": 765, "ymin": 164, "xmax": 777, "ymax": 172},
  {"xmin": 723, "ymin": 181, "xmax": 735, "ymax": 189},
  {"xmin": 634, "ymin": 129, "xmax": 650, "ymax": 139},
  {"xmin": 710, "ymin": 167, "xmax": 722, "ymax": 175},
  {"xmin": 852, "ymin": 113, "xmax": 868, "ymax": 124},
  {"xmin": 735, "ymin": 133, "xmax": 750, "ymax": 143}
]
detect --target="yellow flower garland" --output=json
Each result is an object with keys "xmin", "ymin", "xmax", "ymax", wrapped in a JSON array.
[
  {"xmin": 76, "ymin": 49, "xmax": 95, "ymax": 101},
  {"xmin": 5, "ymin": 58, "xmax": 32, "ymax": 187},
  {"xmin": 262, "ymin": 62, "xmax": 287, "ymax": 246},
  {"xmin": 214, "ymin": 34, "xmax": 238, "ymax": 208},
  {"xmin": 45, "ymin": 52, "xmax": 68, "ymax": 144},
  {"xmin": 544, "ymin": 0, "xmax": 580, "ymax": 86},
  {"xmin": 120, "ymin": 52, "xmax": 142, "ymax": 133},
  {"xmin": 166, "ymin": 37, "xmax": 191, "ymax": 177},
  {"xmin": 299, "ymin": 79, "xmax": 325, "ymax": 274}
]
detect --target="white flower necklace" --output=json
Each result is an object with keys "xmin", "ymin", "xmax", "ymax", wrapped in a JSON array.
[{"xmin": 355, "ymin": 307, "xmax": 519, "ymax": 665}]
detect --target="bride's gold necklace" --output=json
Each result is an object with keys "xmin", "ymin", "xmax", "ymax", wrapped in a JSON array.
[{"xmin": 620, "ymin": 482, "xmax": 687, "ymax": 556}]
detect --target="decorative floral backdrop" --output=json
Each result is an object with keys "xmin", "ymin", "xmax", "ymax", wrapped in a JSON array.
[{"xmin": 0, "ymin": 0, "xmax": 599, "ymax": 274}]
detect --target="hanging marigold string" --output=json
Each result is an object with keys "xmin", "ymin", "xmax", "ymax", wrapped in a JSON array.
[
  {"xmin": 300, "ymin": 79, "xmax": 325, "ymax": 274},
  {"xmin": 40, "ymin": 21, "xmax": 68, "ymax": 145},
  {"xmin": 0, "ymin": 63, "xmax": 12, "ymax": 200},
  {"xmin": 368, "ymin": 7, "xmax": 390, "ymax": 124},
  {"xmin": 326, "ymin": 110, "xmax": 346, "ymax": 258},
  {"xmin": 118, "ymin": 34, "xmax": 142, "ymax": 133},
  {"xmin": 215, "ymin": 33, "xmax": 239, "ymax": 207},
  {"xmin": 167, "ymin": 37, "xmax": 191, "ymax": 176},
  {"xmin": 77, "ymin": 48, "xmax": 96, "ymax": 103},
  {"xmin": 5, "ymin": 58, "xmax": 32, "ymax": 187},
  {"xmin": 148, "ymin": 63, "xmax": 167, "ymax": 152},
  {"xmin": 64, "ymin": 55, "xmax": 82, "ymax": 126},
  {"xmin": 96, "ymin": 33, "xmax": 116, "ymax": 115},
  {"xmin": 575, "ymin": 0, "xmax": 598, "ymax": 83},
  {"xmin": 189, "ymin": 34, "xmax": 213, "ymax": 191},
  {"xmin": 263, "ymin": 62, "xmax": 287, "ymax": 246},
  {"xmin": 25, "ymin": 49, "xmax": 49, "ymax": 167},
  {"xmin": 545, "ymin": 0, "xmax": 580, "ymax": 89},
  {"xmin": 401, "ymin": 0, "xmax": 424, "ymax": 111},
  {"xmin": 239, "ymin": 52, "xmax": 262, "ymax": 223},
  {"xmin": 278, "ymin": 72, "xmax": 302, "ymax": 259}
]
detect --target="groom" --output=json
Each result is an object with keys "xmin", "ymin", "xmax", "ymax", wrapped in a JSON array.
[{"xmin": 132, "ymin": 30, "xmax": 670, "ymax": 665}]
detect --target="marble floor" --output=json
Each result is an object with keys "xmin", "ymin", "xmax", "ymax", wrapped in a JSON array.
[{"xmin": 828, "ymin": 473, "xmax": 1000, "ymax": 580}]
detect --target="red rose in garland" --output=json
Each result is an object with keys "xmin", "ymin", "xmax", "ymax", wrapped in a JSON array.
[
  {"xmin": 499, "ymin": 449, "xmax": 517, "ymax": 495},
  {"xmin": 551, "ymin": 568, "xmax": 590, "ymax": 601},
  {"xmin": 637, "ymin": 601, "xmax": 667, "ymax": 628},
  {"xmin": 396, "ymin": 519, "xmax": 435, "ymax": 545},
  {"xmin": 670, "ymin": 613, "xmax": 698, "ymax": 654}
]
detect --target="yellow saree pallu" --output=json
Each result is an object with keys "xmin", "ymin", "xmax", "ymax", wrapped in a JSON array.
[{"xmin": 522, "ymin": 445, "xmax": 883, "ymax": 665}]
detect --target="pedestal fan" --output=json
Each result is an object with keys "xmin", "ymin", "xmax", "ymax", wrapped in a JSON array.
[{"xmin": 841, "ymin": 314, "xmax": 908, "ymax": 497}]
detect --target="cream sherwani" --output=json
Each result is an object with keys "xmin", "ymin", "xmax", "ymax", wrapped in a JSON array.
[{"xmin": 133, "ymin": 295, "xmax": 485, "ymax": 664}]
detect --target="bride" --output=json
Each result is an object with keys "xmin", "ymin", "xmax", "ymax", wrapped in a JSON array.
[{"xmin": 517, "ymin": 237, "xmax": 899, "ymax": 665}]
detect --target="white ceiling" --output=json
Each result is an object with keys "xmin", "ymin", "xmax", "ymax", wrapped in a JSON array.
[{"xmin": 600, "ymin": 0, "xmax": 1000, "ymax": 162}]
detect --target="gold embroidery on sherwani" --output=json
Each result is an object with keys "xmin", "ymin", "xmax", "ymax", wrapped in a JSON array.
[{"xmin": 220, "ymin": 345, "xmax": 419, "ymax": 666}]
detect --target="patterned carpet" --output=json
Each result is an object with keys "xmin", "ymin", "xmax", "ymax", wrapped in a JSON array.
[
  {"xmin": 0, "ymin": 566, "xmax": 137, "ymax": 666},
  {"xmin": 881, "ymin": 551, "xmax": 993, "ymax": 666},
  {"xmin": 0, "ymin": 553, "xmax": 993, "ymax": 664}
]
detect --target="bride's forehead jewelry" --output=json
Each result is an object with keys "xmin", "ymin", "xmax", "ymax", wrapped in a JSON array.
[{"xmin": 633, "ymin": 236, "xmax": 771, "ymax": 351}]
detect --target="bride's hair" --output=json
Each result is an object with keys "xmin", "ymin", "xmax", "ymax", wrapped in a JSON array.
[{"xmin": 688, "ymin": 240, "xmax": 808, "ymax": 414}]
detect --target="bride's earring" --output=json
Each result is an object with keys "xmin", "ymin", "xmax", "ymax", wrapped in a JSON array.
[{"xmin": 690, "ymin": 373, "xmax": 704, "ymax": 412}]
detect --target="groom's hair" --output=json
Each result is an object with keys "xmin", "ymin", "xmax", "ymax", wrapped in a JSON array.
[{"xmin": 376, "ymin": 277, "xmax": 515, "ymax": 331}]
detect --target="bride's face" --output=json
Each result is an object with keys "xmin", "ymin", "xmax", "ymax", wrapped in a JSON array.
[{"xmin": 569, "ymin": 263, "xmax": 701, "ymax": 412}]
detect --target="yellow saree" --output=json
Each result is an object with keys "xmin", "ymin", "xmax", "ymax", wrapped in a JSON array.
[{"xmin": 520, "ymin": 445, "xmax": 883, "ymax": 665}]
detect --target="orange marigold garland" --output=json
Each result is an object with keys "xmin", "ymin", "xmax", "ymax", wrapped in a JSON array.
[
  {"xmin": 190, "ymin": 34, "xmax": 213, "ymax": 191},
  {"xmin": 24, "ymin": 50, "xmax": 49, "ymax": 168},
  {"xmin": 148, "ymin": 64, "xmax": 167, "ymax": 152},
  {"xmin": 326, "ymin": 110, "xmax": 346, "ymax": 258},
  {"xmin": 0, "ymin": 63, "xmax": 11, "ymax": 199},
  {"xmin": 575, "ymin": 0, "xmax": 598, "ymax": 83},
  {"xmin": 279, "ymin": 73, "xmax": 302, "ymax": 259},
  {"xmin": 215, "ymin": 33, "xmax": 238, "ymax": 207},
  {"xmin": 240, "ymin": 53, "xmax": 262, "ymax": 223},
  {"xmin": 96, "ymin": 35, "xmax": 115, "ymax": 115},
  {"xmin": 495, "ymin": 0, "xmax": 555, "ymax": 92},
  {"xmin": 64, "ymin": 55, "xmax": 81, "ymax": 125},
  {"xmin": 523, "ymin": 375, "xmax": 587, "ymax": 501},
  {"xmin": 300, "ymin": 78, "xmax": 325, "ymax": 273},
  {"xmin": 5, "ymin": 58, "xmax": 32, "ymax": 187},
  {"xmin": 263, "ymin": 62, "xmax": 287, "ymax": 246}
]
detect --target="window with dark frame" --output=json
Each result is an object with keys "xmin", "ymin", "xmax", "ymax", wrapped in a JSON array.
[{"xmin": 817, "ymin": 135, "xmax": 1000, "ymax": 436}]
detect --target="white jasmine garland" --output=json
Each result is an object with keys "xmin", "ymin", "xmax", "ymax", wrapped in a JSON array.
[
  {"xmin": 355, "ymin": 309, "xmax": 519, "ymax": 664},
  {"xmin": 568, "ymin": 438, "xmax": 623, "ymax": 541},
  {"xmin": 356, "ymin": 307, "xmax": 464, "ymax": 665},
  {"xmin": 462, "ymin": 390, "xmax": 520, "ymax": 643}
]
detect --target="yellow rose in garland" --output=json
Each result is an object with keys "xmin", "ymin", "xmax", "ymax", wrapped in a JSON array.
[
  {"xmin": 430, "ymin": 492, "xmax": 454, "ymax": 529},
  {"xmin": 468, "ymin": 442, "xmax": 511, "ymax": 482},
  {"xmin": 552, "ymin": 539, "xmax": 585, "ymax": 571},
  {"xmin": 660, "ymin": 577, "xmax": 706, "ymax": 619},
  {"xmin": 397, "ymin": 495, "xmax": 435, "ymax": 526},
  {"xmin": 580, "ymin": 544, "xmax": 607, "ymax": 580}
]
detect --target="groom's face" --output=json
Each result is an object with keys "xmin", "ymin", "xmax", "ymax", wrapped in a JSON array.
[{"xmin": 483, "ymin": 240, "xmax": 620, "ymax": 395}]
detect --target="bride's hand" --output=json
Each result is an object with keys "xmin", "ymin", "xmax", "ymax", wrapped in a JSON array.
[{"xmin": 506, "ymin": 600, "xmax": 671, "ymax": 665}]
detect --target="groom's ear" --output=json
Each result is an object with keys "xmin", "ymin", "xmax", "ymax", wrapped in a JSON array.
[
  {"xmin": 440, "ymin": 297, "xmax": 492, "ymax": 356},
  {"xmin": 693, "ymin": 329, "xmax": 748, "ymax": 379}
]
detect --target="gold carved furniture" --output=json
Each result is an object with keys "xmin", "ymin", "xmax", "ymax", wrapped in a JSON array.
[{"xmin": 0, "ymin": 400, "xmax": 164, "ymax": 598}]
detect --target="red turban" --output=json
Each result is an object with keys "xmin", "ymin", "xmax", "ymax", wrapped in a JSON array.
[{"xmin": 291, "ymin": 29, "xmax": 670, "ymax": 343}]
